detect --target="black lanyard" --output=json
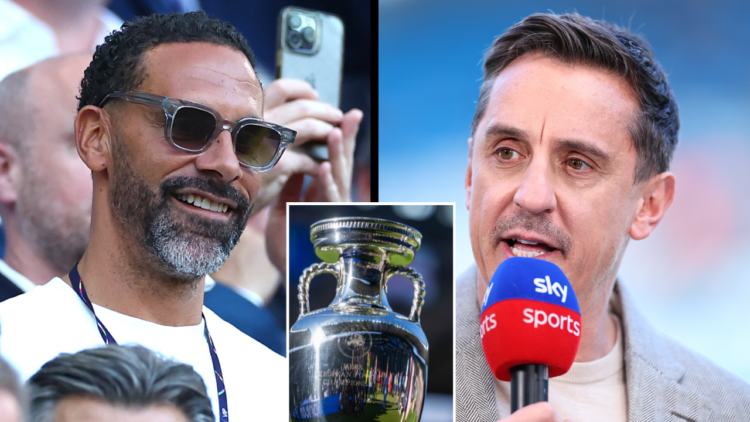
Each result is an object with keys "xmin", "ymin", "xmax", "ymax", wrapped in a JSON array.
[{"xmin": 69, "ymin": 266, "xmax": 229, "ymax": 422}]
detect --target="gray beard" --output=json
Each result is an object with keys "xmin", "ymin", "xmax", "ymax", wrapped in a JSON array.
[
  {"xmin": 148, "ymin": 208, "xmax": 235, "ymax": 279},
  {"xmin": 109, "ymin": 134, "xmax": 251, "ymax": 281}
]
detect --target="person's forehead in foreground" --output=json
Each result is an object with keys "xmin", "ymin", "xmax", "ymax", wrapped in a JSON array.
[
  {"xmin": 27, "ymin": 345, "xmax": 214, "ymax": 422},
  {"xmin": 465, "ymin": 13, "xmax": 678, "ymax": 355},
  {"xmin": 53, "ymin": 398, "xmax": 189, "ymax": 422}
]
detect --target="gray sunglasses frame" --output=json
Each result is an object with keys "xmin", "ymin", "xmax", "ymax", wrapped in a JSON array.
[{"xmin": 98, "ymin": 91, "xmax": 296, "ymax": 172}]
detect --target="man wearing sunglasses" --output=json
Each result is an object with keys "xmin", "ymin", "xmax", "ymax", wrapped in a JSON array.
[{"xmin": 0, "ymin": 12, "xmax": 310, "ymax": 421}]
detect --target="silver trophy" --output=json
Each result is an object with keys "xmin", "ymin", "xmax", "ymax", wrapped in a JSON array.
[{"xmin": 289, "ymin": 217, "xmax": 429, "ymax": 421}]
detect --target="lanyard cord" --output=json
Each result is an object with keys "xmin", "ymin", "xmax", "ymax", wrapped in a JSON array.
[{"xmin": 68, "ymin": 265, "xmax": 229, "ymax": 422}]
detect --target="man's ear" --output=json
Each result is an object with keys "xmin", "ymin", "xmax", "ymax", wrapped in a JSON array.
[
  {"xmin": 0, "ymin": 142, "xmax": 20, "ymax": 205},
  {"xmin": 75, "ymin": 105, "xmax": 111, "ymax": 172},
  {"xmin": 465, "ymin": 137, "xmax": 474, "ymax": 211},
  {"xmin": 629, "ymin": 172, "xmax": 676, "ymax": 240}
]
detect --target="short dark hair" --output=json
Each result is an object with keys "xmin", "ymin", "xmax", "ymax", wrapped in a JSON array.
[
  {"xmin": 78, "ymin": 11, "xmax": 257, "ymax": 111},
  {"xmin": 27, "ymin": 345, "xmax": 214, "ymax": 422},
  {"xmin": 471, "ymin": 13, "xmax": 679, "ymax": 183}
]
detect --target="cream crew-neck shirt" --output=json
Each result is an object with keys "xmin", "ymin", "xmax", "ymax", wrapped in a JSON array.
[{"xmin": 494, "ymin": 311, "xmax": 627, "ymax": 422}]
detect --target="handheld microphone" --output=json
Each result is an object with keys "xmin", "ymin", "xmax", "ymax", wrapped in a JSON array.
[{"xmin": 480, "ymin": 257, "xmax": 581, "ymax": 412}]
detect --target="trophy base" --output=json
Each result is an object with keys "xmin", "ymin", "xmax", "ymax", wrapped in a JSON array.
[{"xmin": 289, "ymin": 312, "xmax": 428, "ymax": 421}]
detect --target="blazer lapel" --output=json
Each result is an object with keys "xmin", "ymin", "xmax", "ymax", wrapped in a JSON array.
[
  {"xmin": 456, "ymin": 265, "xmax": 499, "ymax": 421},
  {"xmin": 616, "ymin": 282, "xmax": 711, "ymax": 422}
]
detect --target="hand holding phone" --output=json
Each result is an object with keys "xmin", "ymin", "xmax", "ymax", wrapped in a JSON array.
[
  {"xmin": 259, "ymin": 6, "xmax": 361, "ymax": 219},
  {"xmin": 276, "ymin": 6, "xmax": 344, "ymax": 161},
  {"xmin": 262, "ymin": 80, "xmax": 362, "ymax": 271},
  {"xmin": 258, "ymin": 79, "xmax": 362, "ymax": 211}
]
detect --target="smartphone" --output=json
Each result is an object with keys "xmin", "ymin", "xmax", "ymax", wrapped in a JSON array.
[{"xmin": 276, "ymin": 6, "xmax": 344, "ymax": 161}]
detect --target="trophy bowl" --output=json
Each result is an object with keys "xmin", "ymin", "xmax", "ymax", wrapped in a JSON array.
[{"xmin": 289, "ymin": 217, "xmax": 429, "ymax": 421}]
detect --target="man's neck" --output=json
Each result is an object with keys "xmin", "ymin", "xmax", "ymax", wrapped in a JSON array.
[
  {"xmin": 476, "ymin": 269, "xmax": 617, "ymax": 363},
  {"xmin": 13, "ymin": 0, "xmax": 106, "ymax": 53},
  {"xmin": 71, "ymin": 220, "xmax": 205, "ymax": 327}
]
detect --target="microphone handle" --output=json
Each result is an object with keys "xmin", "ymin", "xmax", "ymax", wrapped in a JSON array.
[{"xmin": 510, "ymin": 364, "xmax": 549, "ymax": 413}]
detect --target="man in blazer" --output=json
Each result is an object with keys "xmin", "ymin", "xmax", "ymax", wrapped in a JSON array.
[{"xmin": 458, "ymin": 12, "xmax": 750, "ymax": 421}]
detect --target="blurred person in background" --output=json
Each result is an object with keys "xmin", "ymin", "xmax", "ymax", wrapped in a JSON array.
[
  {"xmin": 0, "ymin": 54, "xmax": 93, "ymax": 301},
  {"xmin": 0, "ymin": 0, "xmax": 121, "ymax": 80},
  {"xmin": 0, "ymin": 355, "xmax": 22, "ymax": 422},
  {"xmin": 0, "ymin": 12, "xmax": 303, "ymax": 420},
  {"xmin": 456, "ymin": 13, "xmax": 750, "ymax": 422},
  {"xmin": 27, "ymin": 345, "xmax": 213, "ymax": 422}
]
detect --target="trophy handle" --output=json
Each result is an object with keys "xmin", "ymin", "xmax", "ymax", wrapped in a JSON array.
[
  {"xmin": 298, "ymin": 262, "xmax": 340, "ymax": 316},
  {"xmin": 385, "ymin": 266, "xmax": 426, "ymax": 323}
]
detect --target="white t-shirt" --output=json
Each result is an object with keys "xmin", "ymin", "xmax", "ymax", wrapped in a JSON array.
[
  {"xmin": 0, "ymin": 0, "xmax": 122, "ymax": 80},
  {"xmin": 0, "ymin": 277, "xmax": 287, "ymax": 421}
]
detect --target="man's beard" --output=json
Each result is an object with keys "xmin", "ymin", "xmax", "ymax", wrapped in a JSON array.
[{"xmin": 109, "ymin": 137, "xmax": 252, "ymax": 280}]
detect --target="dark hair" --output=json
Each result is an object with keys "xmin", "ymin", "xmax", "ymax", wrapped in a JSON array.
[
  {"xmin": 471, "ymin": 13, "xmax": 679, "ymax": 183},
  {"xmin": 27, "ymin": 345, "xmax": 214, "ymax": 422},
  {"xmin": 78, "ymin": 11, "xmax": 257, "ymax": 111}
]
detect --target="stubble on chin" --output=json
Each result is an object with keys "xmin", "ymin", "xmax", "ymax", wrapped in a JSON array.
[
  {"xmin": 107, "ymin": 135, "xmax": 251, "ymax": 282},
  {"xmin": 488, "ymin": 210, "xmax": 572, "ymax": 255}
]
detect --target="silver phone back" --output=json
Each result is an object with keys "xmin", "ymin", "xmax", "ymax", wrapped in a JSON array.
[{"xmin": 277, "ymin": 7, "xmax": 344, "ymax": 108}]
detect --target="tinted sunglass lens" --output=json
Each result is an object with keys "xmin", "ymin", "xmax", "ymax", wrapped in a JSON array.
[
  {"xmin": 236, "ymin": 125, "xmax": 281, "ymax": 167},
  {"xmin": 171, "ymin": 107, "xmax": 216, "ymax": 150}
]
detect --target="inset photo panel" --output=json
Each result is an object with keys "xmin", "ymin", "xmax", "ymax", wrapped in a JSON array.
[{"xmin": 287, "ymin": 203, "xmax": 454, "ymax": 422}]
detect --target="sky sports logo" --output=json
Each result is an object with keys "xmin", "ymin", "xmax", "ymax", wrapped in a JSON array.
[
  {"xmin": 481, "ymin": 307, "xmax": 580, "ymax": 338},
  {"xmin": 533, "ymin": 275, "xmax": 568, "ymax": 303},
  {"xmin": 480, "ymin": 313, "xmax": 496, "ymax": 338},
  {"xmin": 483, "ymin": 274, "xmax": 568, "ymax": 308},
  {"xmin": 481, "ymin": 261, "xmax": 580, "ymax": 339},
  {"xmin": 522, "ymin": 308, "xmax": 580, "ymax": 336},
  {"xmin": 481, "ymin": 258, "xmax": 582, "ymax": 381}
]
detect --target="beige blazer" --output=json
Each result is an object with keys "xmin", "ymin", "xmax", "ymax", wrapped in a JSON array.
[{"xmin": 456, "ymin": 265, "xmax": 750, "ymax": 421}]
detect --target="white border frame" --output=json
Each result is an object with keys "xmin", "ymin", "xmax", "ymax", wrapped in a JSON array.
[{"xmin": 285, "ymin": 201, "xmax": 457, "ymax": 421}]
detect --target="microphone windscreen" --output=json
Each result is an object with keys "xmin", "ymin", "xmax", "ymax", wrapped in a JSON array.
[{"xmin": 480, "ymin": 257, "xmax": 581, "ymax": 381}]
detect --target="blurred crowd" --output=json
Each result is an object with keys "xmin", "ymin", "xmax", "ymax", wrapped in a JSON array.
[{"xmin": 0, "ymin": 0, "xmax": 370, "ymax": 421}]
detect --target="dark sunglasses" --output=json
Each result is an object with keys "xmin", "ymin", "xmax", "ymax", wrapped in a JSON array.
[{"xmin": 98, "ymin": 91, "xmax": 296, "ymax": 172}]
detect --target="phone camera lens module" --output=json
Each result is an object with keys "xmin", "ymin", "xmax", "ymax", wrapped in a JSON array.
[
  {"xmin": 302, "ymin": 26, "xmax": 315, "ymax": 43},
  {"xmin": 287, "ymin": 30, "xmax": 303, "ymax": 49},
  {"xmin": 288, "ymin": 13, "xmax": 302, "ymax": 29}
]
